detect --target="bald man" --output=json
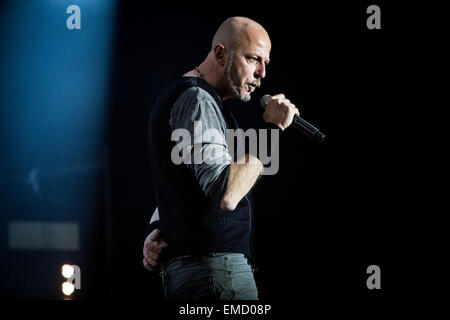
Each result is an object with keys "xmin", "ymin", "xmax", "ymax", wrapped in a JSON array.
[{"xmin": 144, "ymin": 17, "xmax": 299, "ymax": 300}]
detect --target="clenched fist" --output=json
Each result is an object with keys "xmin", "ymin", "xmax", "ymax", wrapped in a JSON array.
[
  {"xmin": 262, "ymin": 93, "xmax": 300, "ymax": 130},
  {"xmin": 143, "ymin": 229, "xmax": 168, "ymax": 271}
]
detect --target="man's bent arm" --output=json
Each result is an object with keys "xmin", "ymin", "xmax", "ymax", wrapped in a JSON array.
[
  {"xmin": 144, "ymin": 207, "xmax": 160, "ymax": 240},
  {"xmin": 220, "ymin": 154, "xmax": 263, "ymax": 211},
  {"xmin": 150, "ymin": 207, "xmax": 159, "ymax": 224}
]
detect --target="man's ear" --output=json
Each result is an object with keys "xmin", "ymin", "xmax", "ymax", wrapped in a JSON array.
[{"xmin": 213, "ymin": 44, "xmax": 226, "ymax": 67}]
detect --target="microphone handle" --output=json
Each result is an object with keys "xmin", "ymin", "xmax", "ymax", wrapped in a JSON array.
[
  {"xmin": 260, "ymin": 94, "xmax": 326, "ymax": 142},
  {"xmin": 293, "ymin": 115, "xmax": 326, "ymax": 142}
]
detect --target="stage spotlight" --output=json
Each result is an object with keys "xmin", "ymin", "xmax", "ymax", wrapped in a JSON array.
[
  {"xmin": 61, "ymin": 264, "xmax": 75, "ymax": 279},
  {"xmin": 62, "ymin": 281, "xmax": 75, "ymax": 296},
  {"xmin": 60, "ymin": 264, "xmax": 81, "ymax": 298}
]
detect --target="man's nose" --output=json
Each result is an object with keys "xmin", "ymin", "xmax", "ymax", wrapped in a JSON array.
[{"xmin": 255, "ymin": 63, "xmax": 266, "ymax": 79}]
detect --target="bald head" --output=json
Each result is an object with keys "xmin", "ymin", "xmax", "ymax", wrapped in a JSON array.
[
  {"xmin": 211, "ymin": 17, "xmax": 271, "ymax": 52},
  {"xmin": 193, "ymin": 17, "xmax": 271, "ymax": 101}
]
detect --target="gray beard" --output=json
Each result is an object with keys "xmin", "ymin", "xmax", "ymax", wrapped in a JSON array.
[{"xmin": 225, "ymin": 52, "xmax": 251, "ymax": 102}]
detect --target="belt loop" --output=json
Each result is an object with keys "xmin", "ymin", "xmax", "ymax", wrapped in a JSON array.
[
  {"xmin": 160, "ymin": 263, "xmax": 168, "ymax": 300},
  {"xmin": 159, "ymin": 259, "xmax": 168, "ymax": 279}
]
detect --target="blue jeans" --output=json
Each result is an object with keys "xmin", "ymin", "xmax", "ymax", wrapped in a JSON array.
[{"xmin": 160, "ymin": 252, "xmax": 259, "ymax": 300}]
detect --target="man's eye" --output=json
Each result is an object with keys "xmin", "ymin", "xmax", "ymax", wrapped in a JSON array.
[{"xmin": 248, "ymin": 57, "xmax": 258, "ymax": 63}]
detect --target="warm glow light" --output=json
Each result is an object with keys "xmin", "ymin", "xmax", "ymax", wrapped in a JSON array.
[
  {"xmin": 62, "ymin": 264, "xmax": 75, "ymax": 279},
  {"xmin": 62, "ymin": 281, "xmax": 75, "ymax": 296}
]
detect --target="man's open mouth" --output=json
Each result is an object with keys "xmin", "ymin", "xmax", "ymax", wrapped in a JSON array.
[{"xmin": 247, "ymin": 83, "xmax": 256, "ymax": 92}]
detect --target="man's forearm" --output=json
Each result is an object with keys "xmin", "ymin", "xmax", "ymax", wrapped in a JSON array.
[{"xmin": 220, "ymin": 154, "xmax": 263, "ymax": 211}]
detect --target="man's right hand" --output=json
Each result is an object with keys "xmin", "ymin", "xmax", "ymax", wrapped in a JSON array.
[
  {"xmin": 262, "ymin": 93, "xmax": 300, "ymax": 130},
  {"xmin": 143, "ymin": 229, "xmax": 168, "ymax": 271}
]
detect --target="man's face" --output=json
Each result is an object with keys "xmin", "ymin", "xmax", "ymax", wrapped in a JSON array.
[{"xmin": 224, "ymin": 37, "xmax": 271, "ymax": 102}]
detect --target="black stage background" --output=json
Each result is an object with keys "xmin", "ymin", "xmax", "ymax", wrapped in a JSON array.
[{"xmin": 0, "ymin": 0, "xmax": 439, "ymax": 315}]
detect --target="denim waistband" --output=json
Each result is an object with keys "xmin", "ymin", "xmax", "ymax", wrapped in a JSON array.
[{"xmin": 160, "ymin": 252, "xmax": 253, "ymax": 278}]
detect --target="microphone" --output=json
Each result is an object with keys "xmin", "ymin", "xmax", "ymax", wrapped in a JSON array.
[{"xmin": 260, "ymin": 94, "xmax": 326, "ymax": 143}]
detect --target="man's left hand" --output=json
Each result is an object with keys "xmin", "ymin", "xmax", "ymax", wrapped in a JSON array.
[{"xmin": 143, "ymin": 229, "xmax": 168, "ymax": 271}]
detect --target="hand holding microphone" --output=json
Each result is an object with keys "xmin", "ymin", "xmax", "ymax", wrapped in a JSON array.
[
  {"xmin": 261, "ymin": 94, "xmax": 299, "ymax": 131},
  {"xmin": 260, "ymin": 94, "xmax": 326, "ymax": 142}
]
